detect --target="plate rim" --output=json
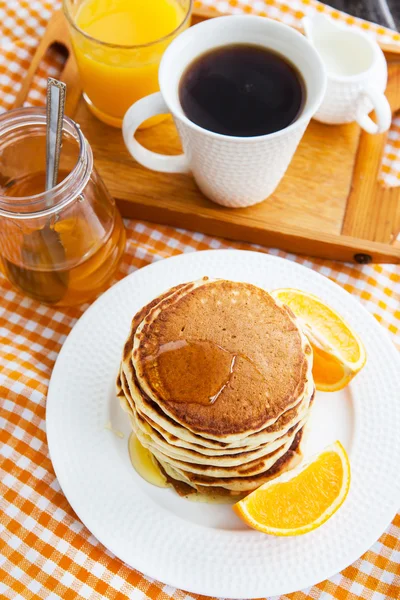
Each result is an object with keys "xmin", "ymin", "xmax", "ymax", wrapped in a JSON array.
[{"xmin": 46, "ymin": 249, "xmax": 400, "ymax": 598}]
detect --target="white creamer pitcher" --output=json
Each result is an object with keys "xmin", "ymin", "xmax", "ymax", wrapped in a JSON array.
[{"xmin": 302, "ymin": 14, "xmax": 391, "ymax": 134}]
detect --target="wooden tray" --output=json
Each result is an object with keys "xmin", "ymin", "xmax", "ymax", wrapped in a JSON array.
[{"xmin": 15, "ymin": 10, "xmax": 400, "ymax": 264}]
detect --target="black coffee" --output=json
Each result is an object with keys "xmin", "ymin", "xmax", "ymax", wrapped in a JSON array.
[{"xmin": 179, "ymin": 44, "xmax": 305, "ymax": 137}]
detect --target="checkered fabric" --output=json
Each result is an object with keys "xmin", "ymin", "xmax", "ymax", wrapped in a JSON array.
[{"xmin": 0, "ymin": 1, "xmax": 399, "ymax": 599}]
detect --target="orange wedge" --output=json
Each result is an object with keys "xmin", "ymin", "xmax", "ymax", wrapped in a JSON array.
[
  {"xmin": 271, "ymin": 288, "xmax": 366, "ymax": 392},
  {"xmin": 234, "ymin": 441, "xmax": 350, "ymax": 536}
]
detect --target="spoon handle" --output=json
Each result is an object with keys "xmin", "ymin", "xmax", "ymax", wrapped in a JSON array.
[{"xmin": 45, "ymin": 77, "xmax": 66, "ymax": 193}]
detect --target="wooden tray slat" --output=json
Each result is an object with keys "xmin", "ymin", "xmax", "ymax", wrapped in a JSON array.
[{"xmin": 342, "ymin": 64, "xmax": 400, "ymax": 244}]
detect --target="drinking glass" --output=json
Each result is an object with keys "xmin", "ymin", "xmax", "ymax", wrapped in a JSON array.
[
  {"xmin": 0, "ymin": 107, "xmax": 126, "ymax": 306},
  {"xmin": 63, "ymin": 0, "xmax": 193, "ymax": 128}
]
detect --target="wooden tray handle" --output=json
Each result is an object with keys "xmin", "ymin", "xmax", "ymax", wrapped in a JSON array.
[{"xmin": 13, "ymin": 11, "xmax": 81, "ymax": 116}]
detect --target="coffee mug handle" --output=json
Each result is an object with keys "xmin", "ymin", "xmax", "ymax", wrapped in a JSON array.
[
  {"xmin": 356, "ymin": 87, "xmax": 391, "ymax": 134},
  {"xmin": 122, "ymin": 92, "xmax": 190, "ymax": 173}
]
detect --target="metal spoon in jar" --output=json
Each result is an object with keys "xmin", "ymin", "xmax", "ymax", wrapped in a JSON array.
[{"xmin": 3, "ymin": 78, "xmax": 68, "ymax": 304}]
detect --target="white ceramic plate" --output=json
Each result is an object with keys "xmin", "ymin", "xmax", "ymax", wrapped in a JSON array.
[{"xmin": 46, "ymin": 250, "xmax": 400, "ymax": 598}]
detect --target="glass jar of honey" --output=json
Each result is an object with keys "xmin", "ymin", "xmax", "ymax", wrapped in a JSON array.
[{"xmin": 0, "ymin": 107, "xmax": 126, "ymax": 306}]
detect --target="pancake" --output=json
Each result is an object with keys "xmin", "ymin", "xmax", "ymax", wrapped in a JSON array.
[
  {"xmin": 131, "ymin": 278, "xmax": 313, "ymax": 441},
  {"xmin": 117, "ymin": 278, "xmax": 314, "ymax": 498},
  {"xmin": 157, "ymin": 429, "xmax": 304, "ymax": 494},
  {"xmin": 145, "ymin": 423, "xmax": 303, "ymax": 478},
  {"xmin": 121, "ymin": 283, "xmax": 313, "ymax": 449},
  {"xmin": 128, "ymin": 401, "xmax": 307, "ymax": 467},
  {"xmin": 119, "ymin": 364, "xmax": 313, "ymax": 455},
  {"xmin": 119, "ymin": 369, "xmax": 313, "ymax": 464},
  {"xmin": 120, "ymin": 362, "xmax": 314, "ymax": 453}
]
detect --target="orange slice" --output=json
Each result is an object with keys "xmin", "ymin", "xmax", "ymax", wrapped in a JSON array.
[
  {"xmin": 271, "ymin": 288, "xmax": 366, "ymax": 392},
  {"xmin": 233, "ymin": 441, "xmax": 350, "ymax": 536}
]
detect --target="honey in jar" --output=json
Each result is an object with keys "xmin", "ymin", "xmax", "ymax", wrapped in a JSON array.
[{"xmin": 0, "ymin": 108, "xmax": 126, "ymax": 306}]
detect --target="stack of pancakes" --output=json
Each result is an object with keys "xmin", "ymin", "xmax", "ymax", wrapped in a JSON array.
[{"xmin": 117, "ymin": 278, "xmax": 315, "ymax": 497}]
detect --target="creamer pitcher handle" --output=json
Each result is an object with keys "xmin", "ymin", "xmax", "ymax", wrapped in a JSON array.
[
  {"xmin": 356, "ymin": 87, "xmax": 391, "ymax": 134},
  {"xmin": 122, "ymin": 93, "xmax": 190, "ymax": 173}
]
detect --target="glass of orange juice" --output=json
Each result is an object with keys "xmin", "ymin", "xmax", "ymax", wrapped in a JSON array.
[{"xmin": 63, "ymin": 0, "xmax": 193, "ymax": 128}]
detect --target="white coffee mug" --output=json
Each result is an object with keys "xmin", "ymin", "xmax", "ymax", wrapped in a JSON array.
[
  {"xmin": 123, "ymin": 16, "xmax": 326, "ymax": 208},
  {"xmin": 302, "ymin": 14, "xmax": 391, "ymax": 134}
]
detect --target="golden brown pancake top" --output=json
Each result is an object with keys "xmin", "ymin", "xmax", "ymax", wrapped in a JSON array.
[{"xmin": 134, "ymin": 280, "xmax": 309, "ymax": 437}]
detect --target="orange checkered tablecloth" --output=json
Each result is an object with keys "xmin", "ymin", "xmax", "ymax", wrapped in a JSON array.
[{"xmin": 0, "ymin": 1, "xmax": 399, "ymax": 599}]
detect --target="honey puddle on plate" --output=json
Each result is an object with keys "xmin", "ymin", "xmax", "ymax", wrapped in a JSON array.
[{"xmin": 128, "ymin": 433, "xmax": 169, "ymax": 488}]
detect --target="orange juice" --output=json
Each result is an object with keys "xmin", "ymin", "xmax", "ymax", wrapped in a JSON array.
[{"xmin": 66, "ymin": 0, "xmax": 191, "ymax": 127}]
